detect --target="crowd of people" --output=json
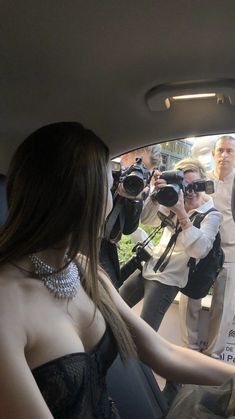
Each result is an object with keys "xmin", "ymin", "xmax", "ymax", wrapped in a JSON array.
[
  {"xmin": 119, "ymin": 158, "xmax": 222, "ymax": 333},
  {"xmin": 106, "ymin": 134, "xmax": 235, "ymax": 413},
  {"xmin": 0, "ymin": 123, "xmax": 235, "ymax": 418},
  {"xmin": 116, "ymin": 135, "xmax": 235, "ymax": 366}
]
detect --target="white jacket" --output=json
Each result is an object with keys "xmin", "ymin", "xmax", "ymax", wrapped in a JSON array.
[{"xmin": 141, "ymin": 196, "xmax": 222, "ymax": 288}]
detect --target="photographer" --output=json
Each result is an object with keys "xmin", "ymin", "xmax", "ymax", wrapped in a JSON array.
[
  {"xmin": 100, "ymin": 145, "xmax": 161, "ymax": 289},
  {"xmin": 119, "ymin": 158, "xmax": 222, "ymax": 332},
  {"xmin": 119, "ymin": 158, "xmax": 223, "ymax": 406}
]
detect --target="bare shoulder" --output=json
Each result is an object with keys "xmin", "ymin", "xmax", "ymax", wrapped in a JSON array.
[
  {"xmin": 0, "ymin": 262, "xmax": 41, "ymax": 344},
  {"xmin": 0, "ymin": 271, "xmax": 28, "ymax": 347},
  {"xmin": 0, "ymin": 271, "xmax": 53, "ymax": 417},
  {"xmin": 0, "ymin": 266, "xmax": 30, "ymax": 307}
]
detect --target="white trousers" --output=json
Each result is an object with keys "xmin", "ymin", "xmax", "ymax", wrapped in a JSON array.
[{"xmin": 179, "ymin": 263, "xmax": 235, "ymax": 356}]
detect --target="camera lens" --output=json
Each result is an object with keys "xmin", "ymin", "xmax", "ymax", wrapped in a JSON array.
[
  {"xmin": 152, "ymin": 184, "xmax": 180, "ymax": 207},
  {"xmin": 123, "ymin": 174, "xmax": 144, "ymax": 196}
]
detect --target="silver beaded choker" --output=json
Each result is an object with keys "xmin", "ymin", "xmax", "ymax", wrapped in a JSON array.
[{"xmin": 29, "ymin": 254, "xmax": 80, "ymax": 299}]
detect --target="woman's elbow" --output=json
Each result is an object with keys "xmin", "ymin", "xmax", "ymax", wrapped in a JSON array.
[{"xmin": 189, "ymin": 244, "xmax": 213, "ymax": 260}]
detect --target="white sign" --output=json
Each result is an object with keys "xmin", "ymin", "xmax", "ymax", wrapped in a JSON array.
[{"xmin": 220, "ymin": 319, "xmax": 235, "ymax": 364}]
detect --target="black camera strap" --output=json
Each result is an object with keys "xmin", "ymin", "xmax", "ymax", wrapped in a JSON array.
[
  {"xmin": 153, "ymin": 227, "xmax": 180, "ymax": 273},
  {"xmin": 104, "ymin": 196, "xmax": 125, "ymax": 241},
  {"xmin": 141, "ymin": 225, "xmax": 162, "ymax": 247},
  {"xmin": 153, "ymin": 211, "xmax": 198, "ymax": 273},
  {"xmin": 134, "ymin": 211, "xmax": 176, "ymax": 257}
]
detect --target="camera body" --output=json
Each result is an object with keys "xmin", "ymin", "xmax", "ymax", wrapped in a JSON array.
[
  {"xmin": 111, "ymin": 157, "xmax": 151, "ymax": 196},
  {"xmin": 151, "ymin": 169, "xmax": 215, "ymax": 207},
  {"xmin": 120, "ymin": 242, "xmax": 152, "ymax": 283}
]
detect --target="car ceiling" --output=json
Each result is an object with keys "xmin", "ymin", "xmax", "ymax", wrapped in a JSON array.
[{"xmin": 1, "ymin": 1, "xmax": 235, "ymax": 172}]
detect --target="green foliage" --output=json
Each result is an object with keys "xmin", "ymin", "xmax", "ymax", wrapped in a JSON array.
[
  {"xmin": 118, "ymin": 224, "xmax": 162, "ymax": 266},
  {"xmin": 139, "ymin": 224, "xmax": 162, "ymax": 246},
  {"xmin": 118, "ymin": 235, "xmax": 135, "ymax": 266}
]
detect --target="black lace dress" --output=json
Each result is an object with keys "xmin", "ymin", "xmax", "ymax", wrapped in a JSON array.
[{"xmin": 32, "ymin": 328, "xmax": 120, "ymax": 418}]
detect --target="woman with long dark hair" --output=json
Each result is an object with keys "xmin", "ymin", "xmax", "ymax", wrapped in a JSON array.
[{"xmin": 0, "ymin": 122, "xmax": 234, "ymax": 418}]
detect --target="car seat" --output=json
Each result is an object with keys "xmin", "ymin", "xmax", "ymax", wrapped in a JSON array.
[{"xmin": 107, "ymin": 356, "xmax": 168, "ymax": 419}]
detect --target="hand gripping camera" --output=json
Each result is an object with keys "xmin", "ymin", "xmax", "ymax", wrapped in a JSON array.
[
  {"xmin": 120, "ymin": 242, "xmax": 152, "ymax": 283},
  {"xmin": 119, "ymin": 213, "xmax": 173, "ymax": 284},
  {"xmin": 112, "ymin": 157, "xmax": 151, "ymax": 196},
  {"xmin": 151, "ymin": 169, "xmax": 215, "ymax": 207}
]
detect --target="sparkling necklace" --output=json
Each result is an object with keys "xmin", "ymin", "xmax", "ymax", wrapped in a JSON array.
[{"xmin": 29, "ymin": 254, "xmax": 80, "ymax": 299}]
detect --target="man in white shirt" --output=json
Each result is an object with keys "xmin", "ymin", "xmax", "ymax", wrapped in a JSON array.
[{"xmin": 180, "ymin": 135, "xmax": 235, "ymax": 357}]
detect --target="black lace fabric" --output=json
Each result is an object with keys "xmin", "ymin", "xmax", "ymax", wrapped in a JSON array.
[{"xmin": 32, "ymin": 329, "xmax": 120, "ymax": 418}]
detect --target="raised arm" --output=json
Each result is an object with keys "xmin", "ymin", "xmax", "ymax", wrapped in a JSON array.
[
  {"xmin": 105, "ymin": 276, "xmax": 235, "ymax": 385},
  {"xmin": 140, "ymin": 171, "xmax": 172, "ymax": 225},
  {"xmin": 140, "ymin": 195, "xmax": 162, "ymax": 225},
  {"xmin": 178, "ymin": 209, "xmax": 222, "ymax": 259}
]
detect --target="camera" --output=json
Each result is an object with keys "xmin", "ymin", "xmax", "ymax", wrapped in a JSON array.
[
  {"xmin": 120, "ymin": 242, "xmax": 152, "ymax": 283},
  {"xmin": 111, "ymin": 157, "xmax": 151, "ymax": 196},
  {"xmin": 151, "ymin": 169, "xmax": 215, "ymax": 207}
]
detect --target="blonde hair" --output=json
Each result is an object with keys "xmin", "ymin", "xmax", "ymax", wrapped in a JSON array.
[{"xmin": 174, "ymin": 158, "xmax": 207, "ymax": 179}]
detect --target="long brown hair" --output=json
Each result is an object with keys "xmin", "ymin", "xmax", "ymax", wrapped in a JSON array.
[{"xmin": 0, "ymin": 122, "xmax": 136, "ymax": 361}]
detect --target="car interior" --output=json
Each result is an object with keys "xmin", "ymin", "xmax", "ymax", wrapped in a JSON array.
[{"xmin": 2, "ymin": 1, "xmax": 235, "ymax": 418}]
